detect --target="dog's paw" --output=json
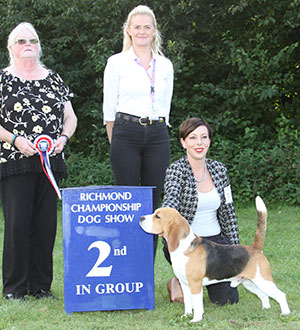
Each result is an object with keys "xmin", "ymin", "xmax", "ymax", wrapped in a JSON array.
[
  {"xmin": 181, "ymin": 312, "xmax": 192, "ymax": 318},
  {"xmin": 262, "ymin": 303, "xmax": 271, "ymax": 309},
  {"xmin": 190, "ymin": 310, "xmax": 203, "ymax": 323},
  {"xmin": 183, "ymin": 307, "xmax": 192, "ymax": 316},
  {"xmin": 190, "ymin": 316, "xmax": 203, "ymax": 323},
  {"xmin": 281, "ymin": 307, "xmax": 291, "ymax": 315},
  {"xmin": 181, "ymin": 312, "xmax": 192, "ymax": 321}
]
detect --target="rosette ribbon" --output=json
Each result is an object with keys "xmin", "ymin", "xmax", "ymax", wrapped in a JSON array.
[{"xmin": 34, "ymin": 134, "xmax": 62, "ymax": 199}]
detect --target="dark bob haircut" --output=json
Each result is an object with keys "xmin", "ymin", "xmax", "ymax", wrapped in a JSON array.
[{"xmin": 179, "ymin": 117, "xmax": 213, "ymax": 141}]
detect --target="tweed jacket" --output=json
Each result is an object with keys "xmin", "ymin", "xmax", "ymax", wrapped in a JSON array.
[{"xmin": 161, "ymin": 156, "xmax": 240, "ymax": 245}]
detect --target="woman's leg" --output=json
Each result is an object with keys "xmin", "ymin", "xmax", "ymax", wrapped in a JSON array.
[
  {"xmin": 110, "ymin": 119, "xmax": 170, "ymax": 256},
  {"xmin": 205, "ymin": 234, "xmax": 239, "ymax": 305},
  {"xmin": 110, "ymin": 119, "xmax": 142, "ymax": 186},
  {"xmin": 1, "ymin": 173, "xmax": 36, "ymax": 295},
  {"xmin": 28, "ymin": 173, "xmax": 58, "ymax": 294},
  {"xmin": 141, "ymin": 123, "xmax": 170, "ymax": 254},
  {"xmin": 141, "ymin": 123, "xmax": 170, "ymax": 210}
]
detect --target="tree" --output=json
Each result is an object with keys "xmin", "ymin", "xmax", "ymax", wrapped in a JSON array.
[{"xmin": 0, "ymin": 0, "xmax": 299, "ymax": 203}]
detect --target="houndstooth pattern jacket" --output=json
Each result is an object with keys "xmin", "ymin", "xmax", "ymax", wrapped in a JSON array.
[{"xmin": 161, "ymin": 156, "xmax": 240, "ymax": 245}]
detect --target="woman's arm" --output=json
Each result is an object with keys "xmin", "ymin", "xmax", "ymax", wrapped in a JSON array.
[
  {"xmin": 103, "ymin": 57, "xmax": 119, "ymax": 141},
  {"xmin": 54, "ymin": 101, "xmax": 77, "ymax": 154},
  {"xmin": 0, "ymin": 125, "xmax": 37, "ymax": 157},
  {"xmin": 105, "ymin": 121, "xmax": 114, "ymax": 144},
  {"xmin": 161, "ymin": 162, "xmax": 185, "ymax": 210},
  {"xmin": 163, "ymin": 61, "xmax": 174, "ymax": 124},
  {"xmin": 216, "ymin": 164, "xmax": 240, "ymax": 245}
]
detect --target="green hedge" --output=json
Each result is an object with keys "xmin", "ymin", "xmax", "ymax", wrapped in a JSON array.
[
  {"xmin": 0, "ymin": 0, "xmax": 299, "ymax": 204},
  {"xmin": 62, "ymin": 113, "xmax": 300, "ymax": 205}
]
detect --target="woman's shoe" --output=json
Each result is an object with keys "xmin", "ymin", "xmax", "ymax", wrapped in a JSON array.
[
  {"xmin": 4, "ymin": 293, "xmax": 25, "ymax": 300},
  {"xmin": 167, "ymin": 277, "xmax": 184, "ymax": 303},
  {"xmin": 33, "ymin": 289, "xmax": 56, "ymax": 299}
]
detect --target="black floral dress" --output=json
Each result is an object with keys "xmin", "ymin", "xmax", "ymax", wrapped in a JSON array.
[{"xmin": 0, "ymin": 69, "xmax": 73, "ymax": 179}]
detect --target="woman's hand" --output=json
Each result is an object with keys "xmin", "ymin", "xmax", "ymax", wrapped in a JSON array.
[
  {"xmin": 54, "ymin": 136, "xmax": 68, "ymax": 154},
  {"xmin": 106, "ymin": 121, "xmax": 114, "ymax": 144},
  {"xmin": 14, "ymin": 136, "xmax": 38, "ymax": 157}
]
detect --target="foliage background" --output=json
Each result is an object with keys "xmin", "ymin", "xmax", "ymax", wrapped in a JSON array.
[{"xmin": 0, "ymin": 0, "xmax": 299, "ymax": 204}]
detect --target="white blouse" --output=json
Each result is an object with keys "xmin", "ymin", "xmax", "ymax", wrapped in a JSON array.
[
  {"xmin": 191, "ymin": 187, "xmax": 221, "ymax": 237},
  {"xmin": 103, "ymin": 47, "xmax": 174, "ymax": 124}
]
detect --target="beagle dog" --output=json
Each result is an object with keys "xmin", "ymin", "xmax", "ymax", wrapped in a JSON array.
[{"xmin": 140, "ymin": 196, "xmax": 290, "ymax": 322}]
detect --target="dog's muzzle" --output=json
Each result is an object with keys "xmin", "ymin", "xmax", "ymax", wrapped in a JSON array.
[{"xmin": 139, "ymin": 215, "xmax": 152, "ymax": 233}]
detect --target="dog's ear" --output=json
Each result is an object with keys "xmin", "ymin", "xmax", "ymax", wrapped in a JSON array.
[
  {"xmin": 166, "ymin": 211, "xmax": 190, "ymax": 252},
  {"xmin": 167, "ymin": 225, "xmax": 181, "ymax": 252}
]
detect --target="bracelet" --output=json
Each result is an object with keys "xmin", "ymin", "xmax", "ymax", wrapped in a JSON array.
[
  {"xmin": 60, "ymin": 134, "xmax": 69, "ymax": 144},
  {"xmin": 11, "ymin": 134, "xmax": 17, "ymax": 146}
]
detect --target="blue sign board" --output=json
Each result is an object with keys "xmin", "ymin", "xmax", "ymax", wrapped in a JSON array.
[{"xmin": 62, "ymin": 186, "xmax": 155, "ymax": 314}]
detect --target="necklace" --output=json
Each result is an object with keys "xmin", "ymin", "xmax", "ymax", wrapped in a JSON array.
[{"xmin": 195, "ymin": 165, "xmax": 207, "ymax": 183}]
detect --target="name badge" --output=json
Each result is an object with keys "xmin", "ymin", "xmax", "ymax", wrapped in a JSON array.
[{"xmin": 224, "ymin": 185, "xmax": 233, "ymax": 204}]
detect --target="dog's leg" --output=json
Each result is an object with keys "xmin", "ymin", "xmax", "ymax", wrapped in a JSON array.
[
  {"xmin": 242, "ymin": 280, "xmax": 271, "ymax": 309},
  {"xmin": 191, "ymin": 289, "xmax": 204, "ymax": 323},
  {"xmin": 230, "ymin": 277, "xmax": 244, "ymax": 288},
  {"xmin": 179, "ymin": 281, "xmax": 193, "ymax": 317},
  {"xmin": 253, "ymin": 278, "xmax": 290, "ymax": 315}
]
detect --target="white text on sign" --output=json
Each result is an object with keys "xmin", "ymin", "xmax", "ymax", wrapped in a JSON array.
[{"xmin": 75, "ymin": 282, "xmax": 144, "ymax": 295}]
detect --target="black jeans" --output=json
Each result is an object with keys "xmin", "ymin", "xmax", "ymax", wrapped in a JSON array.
[
  {"xmin": 163, "ymin": 233, "xmax": 239, "ymax": 305},
  {"xmin": 110, "ymin": 117, "xmax": 170, "ymax": 254}
]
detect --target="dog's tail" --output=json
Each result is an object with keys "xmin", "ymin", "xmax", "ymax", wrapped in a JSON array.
[{"xmin": 252, "ymin": 196, "xmax": 268, "ymax": 250}]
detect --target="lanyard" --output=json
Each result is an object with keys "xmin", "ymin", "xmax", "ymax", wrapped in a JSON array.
[{"xmin": 135, "ymin": 58, "xmax": 156, "ymax": 105}]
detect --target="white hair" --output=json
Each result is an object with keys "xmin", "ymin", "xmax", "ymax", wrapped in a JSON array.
[{"xmin": 7, "ymin": 22, "xmax": 43, "ymax": 66}]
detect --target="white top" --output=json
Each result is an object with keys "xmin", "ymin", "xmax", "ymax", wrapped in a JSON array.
[
  {"xmin": 191, "ymin": 187, "xmax": 221, "ymax": 237},
  {"xmin": 103, "ymin": 47, "xmax": 174, "ymax": 124}
]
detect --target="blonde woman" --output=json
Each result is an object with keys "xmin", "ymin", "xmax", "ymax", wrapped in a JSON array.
[{"xmin": 103, "ymin": 5, "xmax": 174, "ymax": 255}]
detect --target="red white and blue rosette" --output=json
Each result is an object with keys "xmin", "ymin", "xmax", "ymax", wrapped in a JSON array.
[{"xmin": 34, "ymin": 134, "xmax": 61, "ymax": 199}]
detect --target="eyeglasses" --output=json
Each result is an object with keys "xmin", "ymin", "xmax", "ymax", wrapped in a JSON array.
[{"xmin": 14, "ymin": 38, "xmax": 39, "ymax": 45}]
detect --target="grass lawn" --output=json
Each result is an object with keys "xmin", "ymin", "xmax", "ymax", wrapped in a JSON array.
[{"xmin": 0, "ymin": 201, "xmax": 299, "ymax": 329}]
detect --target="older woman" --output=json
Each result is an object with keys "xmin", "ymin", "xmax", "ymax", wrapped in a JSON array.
[
  {"xmin": 162, "ymin": 117, "xmax": 239, "ymax": 305},
  {"xmin": 103, "ymin": 5, "xmax": 174, "ymax": 256},
  {"xmin": 0, "ymin": 22, "xmax": 77, "ymax": 300}
]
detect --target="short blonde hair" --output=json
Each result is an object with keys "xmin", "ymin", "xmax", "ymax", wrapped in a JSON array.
[
  {"xmin": 7, "ymin": 22, "xmax": 42, "ymax": 66},
  {"xmin": 122, "ymin": 5, "xmax": 163, "ymax": 54}
]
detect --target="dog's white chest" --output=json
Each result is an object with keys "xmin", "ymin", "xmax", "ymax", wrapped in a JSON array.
[
  {"xmin": 171, "ymin": 255, "xmax": 188, "ymax": 284},
  {"xmin": 170, "ymin": 232, "xmax": 195, "ymax": 284}
]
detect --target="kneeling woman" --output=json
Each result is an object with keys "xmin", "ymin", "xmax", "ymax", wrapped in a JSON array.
[{"xmin": 162, "ymin": 117, "xmax": 239, "ymax": 305}]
